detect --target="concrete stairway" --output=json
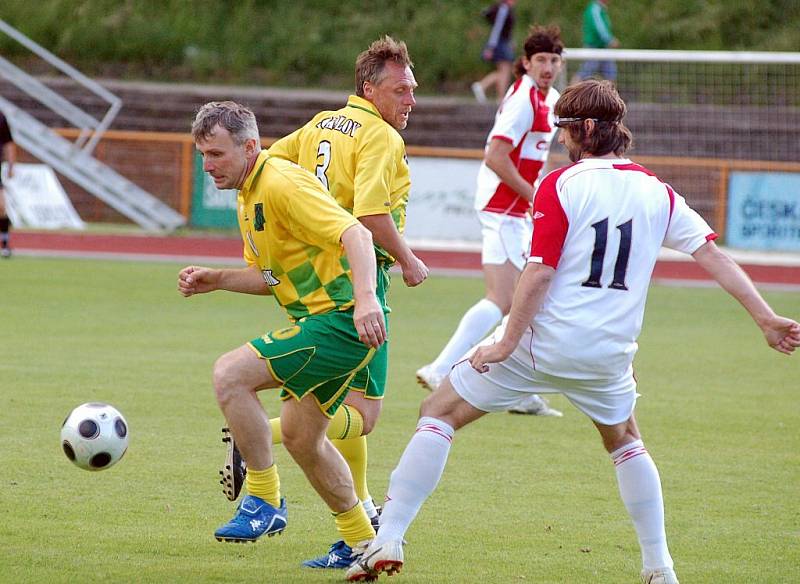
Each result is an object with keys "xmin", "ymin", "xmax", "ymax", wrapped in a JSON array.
[{"xmin": 2, "ymin": 76, "xmax": 798, "ymax": 161}]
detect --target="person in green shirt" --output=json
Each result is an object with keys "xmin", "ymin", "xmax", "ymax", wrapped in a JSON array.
[{"xmin": 573, "ymin": 0, "xmax": 620, "ymax": 82}]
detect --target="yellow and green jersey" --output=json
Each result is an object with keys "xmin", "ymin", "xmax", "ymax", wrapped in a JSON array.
[
  {"xmin": 268, "ymin": 95, "xmax": 410, "ymax": 264},
  {"xmin": 238, "ymin": 150, "xmax": 360, "ymax": 321}
]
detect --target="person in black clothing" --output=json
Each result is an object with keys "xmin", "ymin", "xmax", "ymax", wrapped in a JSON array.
[
  {"xmin": 472, "ymin": 0, "xmax": 516, "ymax": 104},
  {"xmin": 0, "ymin": 111, "xmax": 16, "ymax": 258}
]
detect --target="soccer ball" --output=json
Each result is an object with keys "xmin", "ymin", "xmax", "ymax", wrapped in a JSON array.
[{"xmin": 61, "ymin": 402, "xmax": 129, "ymax": 471}]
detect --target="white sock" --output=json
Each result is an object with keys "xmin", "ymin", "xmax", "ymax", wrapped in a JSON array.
[
  {"xmin": 375, "ymin": 417, "xmax": 454, "ymax": 545},
  {"xmin": 611, "ymin": 440, "xmax": 673, "ymax": 571},
  {"xmin": 430, "ymin": 299, "xmax": 502, "ymax": 376},
  {"xmin": 362, "ymin": 498, "xmax": 378, "ymax": 520}
]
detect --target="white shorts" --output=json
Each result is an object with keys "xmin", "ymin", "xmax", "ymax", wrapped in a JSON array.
[
  {"xmin": 478, "ymin": 211, "xmax": 532, "ymax": 271},
  {"xmin": 449, "ymin": 327, "xmax": 638, "ymax": 426}
]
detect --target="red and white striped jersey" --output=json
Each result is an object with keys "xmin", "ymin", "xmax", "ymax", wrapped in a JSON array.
[
  {"xmin": 474, "ymin": 75, "xmax": 560, "ymax": 217},
  {"xmin": 527, "ymin": 158, "xmax": 718, "ymax": 379}
]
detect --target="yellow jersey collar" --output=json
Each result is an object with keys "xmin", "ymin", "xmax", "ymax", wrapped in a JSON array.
[
  {"xmin": 240, "ymin": 149, "xmax": 270, "ymax": 193},
  {"xmin": 346, "ymin": 95, "xmax": 382, "ymax": 120}
]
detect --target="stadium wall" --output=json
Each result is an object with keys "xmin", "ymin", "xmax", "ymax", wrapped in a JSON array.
[{"xmin": 12, "ymin": 128, "xmax": 800, "ymax": 246}]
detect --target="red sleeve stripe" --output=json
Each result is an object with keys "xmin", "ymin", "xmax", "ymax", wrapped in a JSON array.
[
  {"xmin": 529, "ymin": 167, "xmax": 570, "ymax": 268},
  {"xmin": 665, "ymin": 185, "xmax": 676, "ymax": 220},
  {"xmin": 611, "ymin": 162, "xmax": 657, "ymax": 177},
  {"xmin": 706, "ymin": 233, "xmax": 719, "ymax": 242},
  {"xmin": 491, "ymin": 135, "xmax": 514, "ymax": 145}
]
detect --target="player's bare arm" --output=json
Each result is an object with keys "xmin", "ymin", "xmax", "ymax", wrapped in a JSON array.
[
  {"xmin": 341, "ymin": 223, "xmax": 386, "ymax": 348},
  {"xmin": 470, "ymin": 262, "xmax": 555, "ymax": 372},
  {"xmin": 484, "ymin": 138, "xmax": 536, "ymax": 202},
  {"xmin": 359, "ymin": 213, "xmax": 429, "ymax": 287},
  {"xmin": 177, "ymin": 264, "xmax": 270, "ymax": 297},
  {"xmin": 692, "ymin": 241, "xmax": 800, "ymax": 354}
]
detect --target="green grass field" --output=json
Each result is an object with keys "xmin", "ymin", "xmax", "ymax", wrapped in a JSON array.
[{"xmin": 1, "ymin": 257, "xmax": 798, "ymax": 583}]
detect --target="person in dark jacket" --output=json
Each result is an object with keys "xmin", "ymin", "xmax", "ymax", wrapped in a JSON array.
[{"xmin": 472, "ymin": 0, "xmax": 516, "ymax": 104}]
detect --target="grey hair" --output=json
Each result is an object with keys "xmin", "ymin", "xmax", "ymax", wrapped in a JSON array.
[{"xmin": 192, "ymin": 101, "xmax": 259, "ymax": 145}]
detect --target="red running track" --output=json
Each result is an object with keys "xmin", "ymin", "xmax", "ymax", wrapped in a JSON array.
[{"xmin": 11, "ymin": 230, "xmax": 800, "ymax": 287}]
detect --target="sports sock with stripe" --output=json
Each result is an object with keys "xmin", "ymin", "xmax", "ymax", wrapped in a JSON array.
[
  {"xmin": 375, "ymin": 416, "xmax": 454, "ymax": 545},
  {"xmin": 611, "ymin": 439, "xmax": 673, "ymax": 571}
]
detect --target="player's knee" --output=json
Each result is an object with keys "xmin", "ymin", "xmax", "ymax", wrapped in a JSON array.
[
  {"xmin": 419, "ymin": 389, "xmax": 448, "ymax": 419},
  {"xmin": 497, "ymin": 290, "xmax": 515, "ymax": 314},
  {"xmin": 212, "ymin": 354, "xmax": 239, "ymax": 407},
  {"xmin": 599, "ymin": 426, "xmax": 640, "ymax": 453},
  {"xmin": 485, "ymin": 293, "xmax": 512, "ymax": 315},
  {"xmin": 281, "ymin": 428, "xmax": 303, "ymax": 456},
  {"xmin": 358, "ymin": 405, "xmax": 381, "ymax": 435},
  {"xmin": 282, "ymin": 427, "xmax": 318, "ymax": 461},
  {"xmin": 344, "ymin": 394, "xmax": 381, "ymax": 434},
  {"xmin": 360, "ymin": 414, "xmax": 377, "ymax": 435}
]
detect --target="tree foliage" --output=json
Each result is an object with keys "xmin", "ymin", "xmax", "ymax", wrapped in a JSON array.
[{"xmin": 1, "ymin": 0, "xmax": 796, "ymax": 91}]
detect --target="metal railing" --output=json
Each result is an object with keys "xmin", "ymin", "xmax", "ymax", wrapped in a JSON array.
[
  {"xmin": 0, "ymin": 19, "xmax": 184, "ymax": 231},
  {"xmin": 0, "ymin": 18, "xmax": 121, "ymax": 154}
]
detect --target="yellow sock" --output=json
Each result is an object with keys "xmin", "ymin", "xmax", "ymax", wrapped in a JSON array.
[
  {"xmin": 333, "ymin": 502, "xmax": 375, "ymax": 547},
  {"xmin": 269, "ymin": 417, "xmax": 282, "ymax": 444},
  {"xmin": 245, "ymin": 464, "xmax": 280, "ymax": 509},
  {"xmin": 332, "ymin": 435, "xmax": 370, "ymax": 503},
  {"xmin": 269, "ymin": 404, "xmax": 363, "ymax": 444},
  {"xmin": 328, "ymin": 404, "xmax": 365, "ymax": 440}
]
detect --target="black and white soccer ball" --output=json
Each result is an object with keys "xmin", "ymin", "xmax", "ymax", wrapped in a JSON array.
[{"xmin": 61, "ymin": 402, "xmax": 129, "ymax": 471}]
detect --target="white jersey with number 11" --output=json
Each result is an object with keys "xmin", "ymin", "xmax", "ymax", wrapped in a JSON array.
[{"xmin": 527, "ymin": 158, "xmax": 717, "ymax": 379}]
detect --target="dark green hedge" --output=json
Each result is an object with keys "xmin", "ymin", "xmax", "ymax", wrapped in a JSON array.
[{"xmin": 1, "ymin": 0, "xmax": 797, "ymax": 92}]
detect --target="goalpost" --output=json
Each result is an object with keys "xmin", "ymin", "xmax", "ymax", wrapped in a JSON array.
[
  {"xmin": 558, "ymin": 48, "xmax": 800, "ymax": 241},
  {"xmin": 562, "ymin": 48, "xmax": 800, "ymax": 161}
]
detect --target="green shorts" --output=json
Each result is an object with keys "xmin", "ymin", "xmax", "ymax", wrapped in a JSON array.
[
  {"xmin": 348, "ymin": 264, "xmax": 390, "ymax": 399},
  {"xmin": 249, "ymin": 310, "xmax": 377, "ymax": 417},
  {"xmin": 348, "ymin": 319, "xmax": 388, "ymax": 399}
]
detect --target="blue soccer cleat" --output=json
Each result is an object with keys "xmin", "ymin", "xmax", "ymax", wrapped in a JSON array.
[
  {"xmin": 214, "ymin": 495, "xmax": 287, "ymax": 543},
  {"xmin": 304, "ymin": 539, "xmax": 376, "ymax": 570},
  {"xmin": 302, "ymin": 540, "xmax": 359, "ymax": 569},
  {"xmin": 302, "ymin": 504, "xmax": 381, "ymax": 568}
]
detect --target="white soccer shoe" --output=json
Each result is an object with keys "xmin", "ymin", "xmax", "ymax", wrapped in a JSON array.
[
  {"xmin": 507, "ymin": 394, "xmax": 563, "ymax": 417},
  {"xmin": 415, "ymin": 364, "xmax": 444, "ymax": 392},
  {"xmin": 345, "ymin": 539, "xmax": 404, "ymax": 582},
  {"xmin": 641, "ymin": 567, "xmax": 679, "ymax": 584},
  {"xmin": 471, "ymin": 82, "xmax": 488, "ymax": 104}
]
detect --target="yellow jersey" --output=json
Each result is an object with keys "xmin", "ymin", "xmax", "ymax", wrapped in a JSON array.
[
  {"xmin": 268, "ymin": 95, "xmax": 410, "ymax": 264},
  {"xmin": 237, "ymin": 150, "xmax": 360, "ymax": 320}
]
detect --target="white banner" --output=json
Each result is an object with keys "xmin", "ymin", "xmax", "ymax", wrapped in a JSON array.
[
  {"xmin": 2, "ymin": 163, "xmax": 85, "ymax": 230},
  {"xmin": 406, "ymin": 156, "xmax": 482, "ymax": 247}
]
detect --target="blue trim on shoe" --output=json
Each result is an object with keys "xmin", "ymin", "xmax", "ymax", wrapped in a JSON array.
[
  {"xmin": 302, "ymin": 540, "xmax": 355, "ymax": 569},
  {"xmin": 214, "ymin": 495, "xmax": 287, "ymax": 542}
]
